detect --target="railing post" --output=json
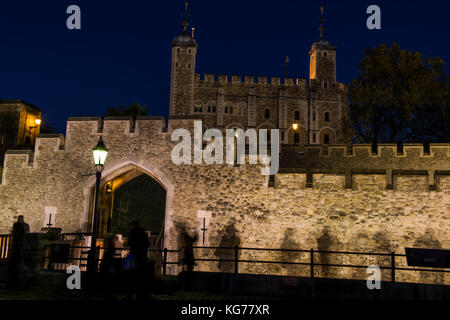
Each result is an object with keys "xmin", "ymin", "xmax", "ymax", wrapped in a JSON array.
[
  {"xmin": 310, "ymin": 248, "xmax": 314, "ymax": 278},
  {"xmin": 391, "ymin": 252, "xmax": 396, "ymax": 283},
  {"xmin": 234, "ymin": 245, "xmax": 239, "ymax": 274},
  {"xmin": 163, "ymin": 248, "xmax": 167, "ymax": 276}
]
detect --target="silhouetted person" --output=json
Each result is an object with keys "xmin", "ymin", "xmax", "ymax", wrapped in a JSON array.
[
  {"xmin": 100, "ymin": 235, "xmax": 118, "ymax": 300},
  {"xmin": 180, "ymin": 228, "xmax": 198, "ymax": 290},
  {"xmin": 7, "ymin": 216, "xmax": 28, "ymax": 289},
  {"xmin": 125, "ymin": 221, "xmax": 149, "ymax": 300}
]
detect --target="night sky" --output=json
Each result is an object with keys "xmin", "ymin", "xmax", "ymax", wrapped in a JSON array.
[{"xmin": 0, "ymin": 0, "xmax": 448, "ymax": 133}]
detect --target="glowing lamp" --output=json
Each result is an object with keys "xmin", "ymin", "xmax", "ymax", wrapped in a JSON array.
[
  {"xmin": 35, "ymin": 119, "xmax": 41, "ymax": 126},
  {"xmin": 292, "ymin": 123, "xmax": 299, "ymax": 131},
  {"xmin": 92, "ymin": 137, "xmax": 108, "ymax": 167}
]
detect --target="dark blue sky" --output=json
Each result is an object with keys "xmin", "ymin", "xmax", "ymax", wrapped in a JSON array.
[{"xmin": 0, "ymin": 0, "xmax": 448, "ymax": 133}]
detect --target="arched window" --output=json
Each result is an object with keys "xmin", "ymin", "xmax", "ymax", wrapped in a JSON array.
[
  {"xmin": 324, "ymin": 134, "xmax": 330, "ymax": 144},
  {"xmin": 224, "ymin": 106, "xmax": 228, "ymax": 113},
  {"xmin": 229, "ymin": 106, "xmax": 233, "ymax": 114},
  {"xmin": 194, "ymin": 107, "xmax": 198, "ymax": 113},
  {"xmin": 264, "ymin": 109, "xmax": 270, "ymax": 119},
  {"xmin": 325, "ymin": 112, "xmax": 330, "ymax": 122},
  {"xmin": 207, "ymin": 106, "xmax": 211, "ymax": 113},
  {"xmin": 199, "ymin": 106, "xmax": 203, "ymax": 113},
  {"xmin": 212, "ymin": 106, "xmax": 216, "ymax": 113},
  {"xmin": 294, "ymin": 133, "xmax": 300, "ymax": 144},
  {"xmin": 294, "ymin": 111, "xmax": 300, "ymax": 121}
]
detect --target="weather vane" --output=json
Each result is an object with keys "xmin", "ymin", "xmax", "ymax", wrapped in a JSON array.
[
  {"xmin": 283, "ymin": 56, "xmax": 290, "ymax": 78},
  {"xmin": 181, "ymin": 1, "xmax": 191, "ymax": 31},
  {"xmin": 316, "ymin": 6, "xmax": 327, "ymax": 38}
]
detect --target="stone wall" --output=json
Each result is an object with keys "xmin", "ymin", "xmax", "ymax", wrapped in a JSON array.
[{"xmin": 0, "ymin": 117, "xmax": 449, "ymax": 284}]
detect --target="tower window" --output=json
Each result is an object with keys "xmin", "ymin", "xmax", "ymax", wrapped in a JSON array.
[
  {"xmin": 188, "ymin": 49, "xmax": 192, "ymax": 54},
  {"xmin": 224, "ymin": 106, "xmax": 228, "ymax": 114},
  {"xmin": 313, "ymin": 113, "xmax": 316, "ymax": 121},
  {"xmin": 324, "ymin": 134, "xmax": 330, "ymax": 145},
  {"xmin": 187, "ymin": 63, "xmax": 191, "ymax": 68},
  {"xmin": 177, "ymin": 48, "xmax": 180, "ymax": 53},
  {"xmin": 323, "ymin": 81, "xmax": 328, "ymax": 89},
  {"xmin": 199, "ymin": 106, "xmax": 203, "ymax": 113},
  {"xmin": 229, "ymin": 106, "xmax": 233, "ymax": 114},
  {"xmin": 313, "ymin": 134, "xmax": 316, "ymax": 143},
  {"xmin": 294, "ymin": 133, "xmax": 300, "ymax": 144},
  {"xmin": 207, "ymin": 106, "xmax": 211, "ymax": 113},
  {"xmin": 212, "ymin": 106, "xmax": 216, "ymax": 113},
  {"xmin": 264, "ymin": 109, "xmax": 270, "ymax": 119},
  {"xmin": 294, "ymin": 111, "xmax": 300, "ymax": 121},
  {"xmin": 325, "ymin": 112, "xmax": 330, "ymax": 122},
  {"xmin": 323, "ymin": 51, "xmax": 327, "ymax": 57},
  {"xmin": 281, "ymin": 132, "xmax": 285, "ymax": 141}
]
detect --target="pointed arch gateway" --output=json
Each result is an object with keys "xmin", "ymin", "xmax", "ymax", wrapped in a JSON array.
[{"xmin": 81, "ymin": 160, "xmax": 175, "ymax": 249}]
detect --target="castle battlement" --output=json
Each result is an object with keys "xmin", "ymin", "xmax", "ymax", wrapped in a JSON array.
[
  {"xmin": 280, "ymin": 143, "xmax": 450, "ymax": 190},
  {"xmin": 195, "ymin": 73, "xmax": 308, "ymax": 88}
]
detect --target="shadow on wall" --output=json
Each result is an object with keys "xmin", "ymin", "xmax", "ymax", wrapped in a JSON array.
[
  {"xmin": 280, "ymin": 228, "xmax": 301, "ymax": 276},
  {"xmin": 317, "ymin": 226, "xmax": 342, "ymax": 278},
  {"xmin": 414, "ymin": 228, "xmax": 443, "ymax": 284},
  {"xmin": 214, "ymin": 222, "xmax": 240, "ymax": 273}
]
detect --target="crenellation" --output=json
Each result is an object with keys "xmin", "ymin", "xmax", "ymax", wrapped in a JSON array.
[
  {"xmin": 283, "ymin": 78, "xmax": 293, "ymax": 86},
  {"xmin": 103, "ymin": 117, "xmax": 133, "ymax": 135},
  {"xmin": 245, "ymin": 76, "xmax": 255, "ymax": 84},
  {"xmin": 231, "ymin": 75, "xmax": 241, "ymax": 83},
  {"xmin": 135, "ymin": 116, "xmax": 166, "ymax": 134},
  {"xmin": 257, "ymin": 76, "xmax": 267, "ymax": 84},
  {"xmin": 204, "ymin": 74, "xmax": 215, "ymax": 82},
  {"xmin": 218, "ymin": 74, "xmax": 228, "ymax": 83},
  {"xmin": 271, "ymin": 77, "xmax": 280, "ymax": 85}
]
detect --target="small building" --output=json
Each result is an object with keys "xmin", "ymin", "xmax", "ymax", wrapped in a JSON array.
[{"xmin": 0, "ymin": 99, "xmax": 41, "ymax": 165}]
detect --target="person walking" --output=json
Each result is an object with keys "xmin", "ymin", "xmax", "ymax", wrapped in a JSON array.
[
  {"xmin": 6, "ymin": 216, "xmax": 27, "ymax": 289},
  {"xmin": 125, "ymin": 221, "xmax": 149, "ymax": 300}
]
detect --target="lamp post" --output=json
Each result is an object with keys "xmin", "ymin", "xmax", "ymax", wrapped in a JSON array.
[{"xmin": 86, "ymin": 136, "xmax": 108, "ymax": 284}]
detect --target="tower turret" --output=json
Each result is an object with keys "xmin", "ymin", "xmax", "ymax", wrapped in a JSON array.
[
  {"xmin": 169, "ymin": 1, "xmax": 197, "ymax": 116},
  {"xmin": 309, "ymin": 6, "xmax": 337, "ymax": 89}
]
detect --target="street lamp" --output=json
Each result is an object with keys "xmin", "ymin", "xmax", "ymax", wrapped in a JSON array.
[
  {"xmin": 292, "ymin": 123, "xmax": 299, "ymax": 131},
  {"xmin": 87, "ymin": 136, "xmax": 108, "ymax": 284}
]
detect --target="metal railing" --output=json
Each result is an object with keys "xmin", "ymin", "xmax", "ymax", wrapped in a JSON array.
[
  {"xmin": 190, "ymin": 246, "xmax": 450, "ymax": 284},
  {"xmin": 3, "ymin": 233, "xmax": 449, "ymax": 284}
]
